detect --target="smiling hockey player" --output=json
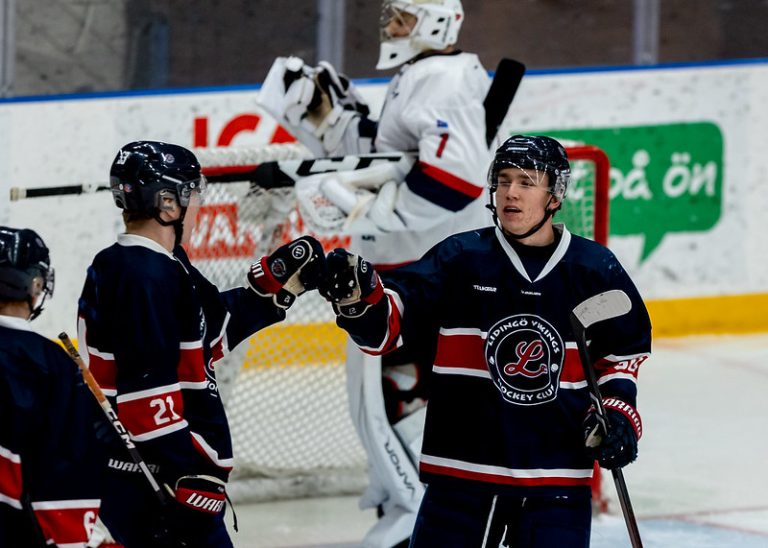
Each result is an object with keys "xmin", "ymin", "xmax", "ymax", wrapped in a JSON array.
[{"xmin": 320, "ymin": 135, "xmax": 652, "ymax": 547}]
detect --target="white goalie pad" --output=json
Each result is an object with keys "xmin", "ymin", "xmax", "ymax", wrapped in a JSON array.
[{"xmin": 346, "ymin": 342, "xmax": 425, "ymax": 548}]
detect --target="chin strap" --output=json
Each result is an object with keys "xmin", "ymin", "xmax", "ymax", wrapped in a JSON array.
[{"xmin": 154, "ymin": 208, "xmax": 187, "ymax": 247}]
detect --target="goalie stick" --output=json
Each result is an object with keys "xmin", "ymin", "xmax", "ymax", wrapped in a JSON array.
[
  {"xmin": 484, "ymin": 57, "xmax": 526, "ymax": 147},
  {"xmin": 8, "ymin": 152, "xmax": 414, "ymax": 200},
  {"xmin": 569, "ymin": 290, "xmax": 643, "ymax": 548},
  {"xmin": 58, "ymin": 332, "xmax": 168, "ymax": 506}
]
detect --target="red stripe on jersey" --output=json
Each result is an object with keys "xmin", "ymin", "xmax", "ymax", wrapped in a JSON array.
[
  {"xmin": 419, "ymin": 161, "xmax": 484, "ymax": 199},
  {"xmin": 595, "ymin": 353, "xmax": 648, "ymax": 380},
  {"xmin": 559, "ymin": 347, "xmax": 586, "ymax": 383},
  {"xmin": 0, "ymin": 447, "xmax": 22, "ymax": 504},
  {"xmin": 117, "ymin": 387, "xmax": 186, "ymax": 440},
  {"xmin": 33, "ymin": 501, "xmax": 99, "ymax": 545},
  {"xmin": 178, "ymin": 343, "xmax": 206, "ymax": 384},
  {"xmin": 88, "ymin": 351, "xmax": 117, "ymax": 392},
  {"xmin": 434, "ymin": 332, "xmax": 487, "ymax": 372},
  {"xmin": 420, "ymin": 462, "xmax": 593, "ymax": 487}
]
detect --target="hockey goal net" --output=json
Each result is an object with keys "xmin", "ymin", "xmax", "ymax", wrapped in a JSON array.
[{"xmin": 188, "ymin": 143, "xmax": 611, "ymax": 503}]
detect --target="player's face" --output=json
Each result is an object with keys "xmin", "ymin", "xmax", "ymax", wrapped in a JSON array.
[
  {"xmin": 494, "ymin": 167, "xmax": 558, "ymax": 234},
  {"xmin": 383, "ymin": 9, "xmax": 418, "ymax": 39}
]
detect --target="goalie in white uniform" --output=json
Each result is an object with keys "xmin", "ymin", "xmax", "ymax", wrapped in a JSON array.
[{"xmin": 258, "ymin": 1, "xmax": 493, "ymax": 545}]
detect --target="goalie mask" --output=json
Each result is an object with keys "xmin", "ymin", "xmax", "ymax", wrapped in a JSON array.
[
  {"xmin": 0, "ymin": 226, "xmax": 54, "ymax": 320},
  {"xmin": 110, "ymin": 141, "xmax": 206, "ymax": 244},
  {"xmin": 377, "ymin": 0, "xmax": 464, "ymax": 70},
  {"xmin": 487, "ymin": 135, "xmax": 571, "ymax": 239}
]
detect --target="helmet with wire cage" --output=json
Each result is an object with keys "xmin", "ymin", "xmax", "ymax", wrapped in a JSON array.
[{"xmin": 377, "ymin": 0, "xmax": 464, "ymax": 70}]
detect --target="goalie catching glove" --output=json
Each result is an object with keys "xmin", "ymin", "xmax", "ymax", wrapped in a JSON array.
[
  {"xmin": 321, "ymin": 249, "xmax": 384, "ymax": 318},
  {"xmin": 583, "ymin": 398, "xmax": 642, "ymax": 469},
  {"xmin": 247, "ymin": 236, "xmax": 326, "ymax": 309}
]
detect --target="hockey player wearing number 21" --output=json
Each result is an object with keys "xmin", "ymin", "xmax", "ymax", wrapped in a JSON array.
[
  {"xmin": 0, "ymin": 227, "xmax": 103, "ymax": 547},
  {"xmin": 76, "ymin": 141, "xmax": 327, "ymax": 547},
  {"xmin": 321, "ymin": 135, "xmax": 653, "ymax": 547}
]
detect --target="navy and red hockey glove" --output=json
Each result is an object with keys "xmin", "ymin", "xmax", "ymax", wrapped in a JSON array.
[
  {"xmin": 583, "ymin": 398, "xmax": 642, "ymax": 469},
  {"xmin": 320, "ymin": 248, "xmax": 383, "ymax": 318},
  {"xmin": 247, "ymin": 236, "xmax": 326, "ymax": 309},
  {"xmin": 164, "ymin": 475, "xmax": 227, "ymax": 515}
]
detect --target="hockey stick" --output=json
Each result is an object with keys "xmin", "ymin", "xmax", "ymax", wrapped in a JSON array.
[
  {"xmin": 569, "ymin": 290, "xmax": 643, "ymax": 548},
  {"xmin": 484, "ymin": 57, "xmax": 526, "ymax": 147},
  {"xmin": 8, "ymin": 152, "xmax": 415, "ymax": 201},
  {"xmin": 58, "ymin": 332, "xmax": 168, "ymax": 506}
]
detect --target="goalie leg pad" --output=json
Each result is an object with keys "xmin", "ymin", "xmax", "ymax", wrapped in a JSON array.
[{"xmin": 346, "ymin": 344, "xmax": 424, "ymax": 513}]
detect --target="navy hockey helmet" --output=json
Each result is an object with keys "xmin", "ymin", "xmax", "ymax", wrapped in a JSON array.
[
  {"xmin": 0, "ymin": 226, "xmax": 54, "ymax": 319},
  {"xmin": 110, "ymin": 141, "xmax": 206, "ymax": 216},
  {"xmin": 488, "ymin": 135, "xmax": 570, "ymax": 201}
]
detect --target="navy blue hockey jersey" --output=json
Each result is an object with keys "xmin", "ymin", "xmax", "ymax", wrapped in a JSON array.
[
  {"xmin": 340, "ymin": 225, "xmax": 652, "ymax": 494},
  {"xmin": 77, "ymin": 234, "xmax": 284, "ymax": 484},
  {"xmin": 0, "ymin": 315, "xmax": 102, "ymax": 547}
]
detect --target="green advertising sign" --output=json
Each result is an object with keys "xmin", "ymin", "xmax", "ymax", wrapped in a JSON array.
[{"xmin": 545, "ymin": 123, "xmax": 723, "ymax": 262}]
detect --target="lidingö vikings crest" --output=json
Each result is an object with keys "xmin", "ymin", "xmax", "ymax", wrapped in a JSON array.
[{"xmin": 485, "ymin": 314, "xmax": 564, "ymax": 405}]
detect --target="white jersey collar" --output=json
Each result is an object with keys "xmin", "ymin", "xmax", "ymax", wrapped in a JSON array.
[
  {"xmin": 0, "ymin": 314, "xmax": 34, "ymax": 332},
  {"xmin": 495, "ymin": 224, "xmax": 571, "ymax": 283},
  {"xmin": 117, "ymin": 233, "xmax": 175, "ymax": 260}
]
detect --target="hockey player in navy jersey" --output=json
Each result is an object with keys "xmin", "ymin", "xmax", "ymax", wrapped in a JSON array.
[
  {"xmin": 321, "ymin": 135, "xmax": 652, "ymax": 547},
  {"xmin": 77, "ymin": 141, "xmax": 326, "ymax": 547},
  {"xmin": 259, "ymin": 2, "xmax": 492, "ymax": 544},
  {"xmin": 0, "ymin": 226, "xmax": 103, "ymax": 547}
]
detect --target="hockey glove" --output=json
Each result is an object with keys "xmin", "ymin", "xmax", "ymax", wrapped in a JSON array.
[
  {"xmin": 321, "ymin": 248, "xmax": 383, "ymax": 318},
  {"xmin": 583, "ymin": 398, "xmax": 642, "ymax": 469},
  {"xmin": 247, "ymin": 236, "xmax": 326, "ymax": 309},
  {"xmin": 164, "ymin": 475, "xmax": 227, "ymax": 516}
]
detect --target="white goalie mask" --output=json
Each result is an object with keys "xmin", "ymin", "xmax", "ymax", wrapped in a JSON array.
[{"xmin": 377, "ymin": 0, "xmax": 464, "ymax": 70}]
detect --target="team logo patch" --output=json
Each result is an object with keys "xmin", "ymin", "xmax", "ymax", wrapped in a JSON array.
[
  {"xmin": 270, "ymin": 258, "xmax": 287, "ymax": 277},
  {"xmin": 485, "ymin": 314, "xmax": 564, "ymax": 406}
]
